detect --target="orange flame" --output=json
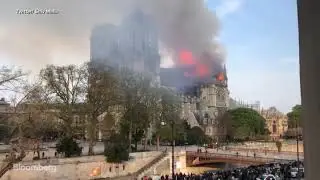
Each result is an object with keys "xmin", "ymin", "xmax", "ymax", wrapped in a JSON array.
[
  {"xmin": 216, "ymin": 72, "xmax": 224, "ymax": 81},
  {"xmin": 179, "ymin": 51, "xmax": 195, "ymax": 65},
  {"xmin": 89, "ymin": 167, "xmax": 101, "ymax": 177},
  {"xmin": 196, "ymin": 64, "xmax": 209, "ymax": 77}
]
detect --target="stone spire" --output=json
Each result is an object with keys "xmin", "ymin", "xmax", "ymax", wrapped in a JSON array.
[{"xmin": 223, "ymin": 64, "xmax": 228, "ymax": 80}]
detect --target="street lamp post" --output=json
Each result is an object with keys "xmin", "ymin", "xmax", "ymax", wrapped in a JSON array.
[
  {"xmin": 171, "ymin": 121, "xmax": 175, "ymax": 179},
  {"xmin": 161, "ymin": 121, "xmax": 175, "ymax": 179}
]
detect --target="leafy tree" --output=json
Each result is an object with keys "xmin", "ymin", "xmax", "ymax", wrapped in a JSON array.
[
  {"xmin": 120, "ymin": 103, "xmax": 149, "ymax": 151},
  {"xmin": 104, "ymin": 132, "xmax": 129, "ymax": 163},
  {"xmin": 187, "ymin": 127, "xmax": 207, "ymax": 145},
  {"xmin": 157, "ymin": 88, "xmax": 183, "ymax": 145},
  {"xmin": 56, "ymin": 136, "xmax": 82, "ymax": 157},
  {"xmin": 157, "ymin": 119, "xmax": 186, "ymax": 146},
  {"xmin": 287, "ymin": 105, "xmax": 302, "ymax": 128},
  {"xmin": 84, "ymin": 61, "xmax": 121, "ymax": 155},
  {"xmin": 141, "ymin": 87, "xmax": 163, "ymax": 150},
  {"xmin": 117, "ymin": 69, "xmax": 153, "ymax": 152},
  {"xmin": 223, "ymin": 108, "xmax": 267, "ymax": 140}
]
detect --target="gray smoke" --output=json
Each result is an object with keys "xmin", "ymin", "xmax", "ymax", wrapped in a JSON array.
[{"xmin": 0, "ymin": 0, "xmax": 224, "ymax": 73}]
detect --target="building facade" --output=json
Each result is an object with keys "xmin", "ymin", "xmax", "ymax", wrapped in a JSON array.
[
  {"xmin": 184, "ymin": 80, "xmax": 229, "ymax": 141},
  {"xmin": 160, "ymin": 66, "xmax": 230, "ymax": 142},
  {"xmin": 260, "ymin": 107, "xmax": 288, "ymax": 140}
]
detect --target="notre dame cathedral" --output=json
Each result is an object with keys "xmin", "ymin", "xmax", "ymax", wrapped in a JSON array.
[
  {"xmin": 90, "ymin": 10, "xmax": 230, "ymax": 142},
  {"xmin": 160, "ymin": 65, "xmax": 229, "ymax": 142}
]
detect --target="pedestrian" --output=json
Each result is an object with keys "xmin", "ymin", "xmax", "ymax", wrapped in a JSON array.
[{"xmin": 42, "ymin": 152, "xmax": 45, "ymax": 158}]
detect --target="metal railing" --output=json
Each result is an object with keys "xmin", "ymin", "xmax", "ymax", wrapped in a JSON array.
[
  {"xmin": 186, "ymin": 151, "xmax": 295, "ymax": 164},
  {"xmin": 227, "ymin": 147, "xmax": 304, "ymax": 156}
]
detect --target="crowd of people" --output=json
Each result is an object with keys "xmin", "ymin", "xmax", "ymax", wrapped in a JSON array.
[{"xmin": 152, "ymin": 161, "xmax": 304, "ymax": 180}]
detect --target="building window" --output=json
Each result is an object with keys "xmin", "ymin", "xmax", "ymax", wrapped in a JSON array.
[{"xmin": 272, "ymin": 123, "xmax": 277, "ymax": 133}]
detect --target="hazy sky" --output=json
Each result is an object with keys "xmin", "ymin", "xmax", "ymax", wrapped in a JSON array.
[
  {"xmin": 0, "ymin": 0, "xmax": 300, "ymax": 113},
  {"xmin": 206, "ymin": 0, "xmax": 300, "ymax": 113}
]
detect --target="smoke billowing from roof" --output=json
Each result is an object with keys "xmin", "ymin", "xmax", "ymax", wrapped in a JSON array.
[{"xmin": 0, "ymin": 0, "xmax": 225, "ymax": 75}]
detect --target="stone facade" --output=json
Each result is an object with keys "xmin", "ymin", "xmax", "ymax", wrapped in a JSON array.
[
  {"xmin": 178, "ymin": 74, "xmax": 229, "ymax": 142},
  {"xmin": 260, "ymin": 107, "xmax": 288, "ymax": 140}
]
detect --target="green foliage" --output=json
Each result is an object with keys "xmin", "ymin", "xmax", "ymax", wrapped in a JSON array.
[
  {"xmin": 187, "ymin": 127, "xmax": 208, "ymax": 145},
  {"xmin": 276, "ymin": 141, "xmax": 282, "ymax": 152},
  {"xmin": 224, "ymin": 108, "xmax": 267, "ymax": 140},
  {"xmin": 287, "ymin": 105, "xmax": 302, "ymax": 128},
  {"xmin": 156, "ymin": 119, "xmax": 186, "ymax": 145},
  {"xmin": 104, "ymin": 133, "xmax": 129, "ymax": 163},
  {"xmin": 120, "ymin": 102, "xmax": 150, "ymax": 151},
  {"xmin": 56, "ymin": 136, "xmax": 82, "ymax": 157},
  {"xmin": 155, "ymin": 120, "xmax": 210, "ymax": 146}
]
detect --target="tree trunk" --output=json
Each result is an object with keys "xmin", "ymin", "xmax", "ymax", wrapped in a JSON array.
[
  {"xmin": 128, "ymin": 118, "xmax": 133, "ymax": 153},
  {"xmin": 88, "ymin": 116, "xmax": 98, "ymax": 156},
  {"xmin": 88, "ymin": 130, "xmax": 96, "ymax": 156},
  {"xmin": 144, "ymin": 137, "xmax": 147, "ymax": 151},
  {"xmin": 134, "ymin": 129, "xmax": 138, "ymax": 152},
  {"xmin": 156, "ymin": 135, "xmax": 160, "ymax": 151},
  {"xmin": 134, "ymin": 138, "xmax": 138, "ymax": 152},
  {"xmin": 88, "ymin": 145, "xmax": 94, "ymax": 156},
  {"xmin": 36, "ymin": 143, "xmax": 40, "ymax": 158}
]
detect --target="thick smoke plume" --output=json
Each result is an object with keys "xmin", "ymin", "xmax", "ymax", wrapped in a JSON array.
[{"xmin": 0, "ymin": 0, "xmax": 225, "ymax": 75}]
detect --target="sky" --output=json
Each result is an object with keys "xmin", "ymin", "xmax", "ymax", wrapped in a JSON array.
[
  {"xmin": 205, "ymin": 0, "xmax": 300, "ymax": 112},
  {"xmin": 0, "ymin": 0, "xmax": 300, "ymax": 113}
]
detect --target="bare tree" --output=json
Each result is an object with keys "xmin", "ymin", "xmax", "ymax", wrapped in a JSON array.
[
  {"xmin": 39, "ymin": 64, "xmax": 87, "ymax": 137},
  {"xmin": 0, "ymin": 66, "xmax": 28, "ymax": 92},
  {"xmin": 0, "ymin": 82, "xmax": 47, "ymax": 162}
]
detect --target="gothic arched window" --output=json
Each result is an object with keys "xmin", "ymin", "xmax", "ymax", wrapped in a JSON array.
[{"xmin": 272, "ymin": 121, "xmax": 277, "ymax": 133}]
